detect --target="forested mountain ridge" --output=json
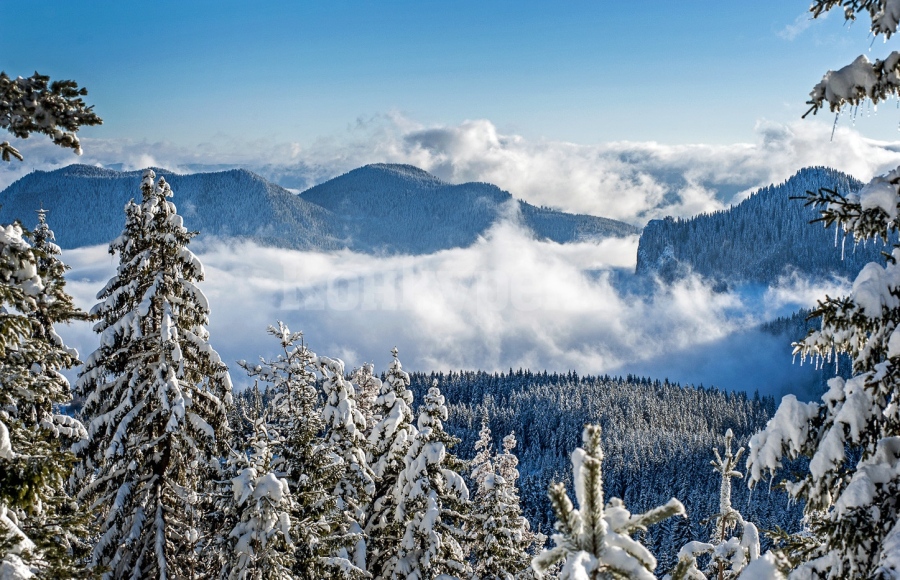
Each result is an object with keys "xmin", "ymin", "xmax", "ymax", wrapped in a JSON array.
[
  {"xmin": 635, "ymin": 166, "xmax": 886, "ymax": 284},
  {"xmin": 300, "ymin": 163, "xmax": 639, "ymax": 252},
  {"xmin": 0, "ymin": 163, "xmax": 638, "ymax": 252}
]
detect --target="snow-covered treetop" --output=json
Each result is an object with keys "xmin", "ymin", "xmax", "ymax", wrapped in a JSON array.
[
  {"xmin": 32, "ymin": 208, "xmax": 61, "ymax": 257},
  {"xmin": 418, "ymin": 381, "xmax": 448, "ymax": 432},
  {"xmin": 0, "ymin": 71, "xmax": 102, "ymax": 162},
  {"xmin": 367, "ymin": 347, "xmax": 414, "ymax": 479},
  {"xmin": 239, "ymin": 321, "xmax": 317, "ymax": 407},
  {"xmin": 711, "ymin": 429, "xmax": 745, "ymax": 539},
  {"xmin": 534, "ymin": 424, "xmax": 686, "ymax": 580},
  {"xmin": 471, "ymin": 416, "xmax": 495, "ymax": 494},
  {"xmin": 496, "ymin": 431, "xmax": 520, "ymax": 488}
]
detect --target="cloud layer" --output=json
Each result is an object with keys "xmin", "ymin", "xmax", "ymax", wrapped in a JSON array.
[{"xmin": 57, "ymin": 220, "xmax": 845, "ymax": 399}]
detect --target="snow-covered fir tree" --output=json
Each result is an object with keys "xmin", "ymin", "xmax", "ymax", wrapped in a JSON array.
[
  {"xmin": 392, "ymin": 381, "xmax": 472, "ymax": 579},
  {"xmin": 0, "ymin": 214, "xmax": 89, "ymax": 578},
  {"xmin": 365, "ymin": 347, "xmax": 417, "ymax": 579},
  {"xmin": 739, "ymin": 2, "xmax": 900, "ymax": 577},
  {"xmin": 0, "ymin": 70, "xmax": 101, "ymax": 162},
  {"xmin": 221, "ymin": 404, "xmax": 294, "ymax": 580},
  {"xmin": 533, "ymin": 424, "xmax": 685, "ymax": 580},
  {"xmin": 352, "ymin": 362, "xmax": 382, "ymax": 430},
  {"xmin": 318, "ymin": 354, "xmax": 375, "ymax": 574},
  {"xmin": 470, "ymin": 417, "xmax": 539, "ymax": 580},
  {"xmin": 74, "ymin": 170, "xmax": 233, "ymax": 579},
  {"xmin": 744, "ymin": 173, "xmax": 900, "ymax": 576},
  {"xmin": 668, "ymin": 430, "xmax": 759, "ymax": 580},
  {"xmin": 239, "ymin": 322, "xmax": 364, "ymax": 579}
]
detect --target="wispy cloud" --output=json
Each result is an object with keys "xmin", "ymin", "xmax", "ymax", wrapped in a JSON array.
[{"xmin": 778, "ymin": 12, "xmax": 820, "ymax": 41}]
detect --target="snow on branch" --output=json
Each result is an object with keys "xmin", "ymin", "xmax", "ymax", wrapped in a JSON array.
[{"xmin": 0, "ymin": 71, "xmax": 101, "ymax": 162}]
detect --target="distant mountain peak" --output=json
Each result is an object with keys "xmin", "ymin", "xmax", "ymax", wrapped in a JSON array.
[{"xmin": 329, "ymin": 163, "xmax": 447, "ymax": 189}]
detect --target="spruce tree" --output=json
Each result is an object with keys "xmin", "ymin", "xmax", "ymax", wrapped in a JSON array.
[
  {"xmin": 0, "ymin": 214, "xmax": 89, "ymax": 578},
  {"xmin": 740, "ymin": 4, "xmax": 900, "ymax": 576},
  {"xmin": 365, "ymin": 347, "xmax": 417, "ymax": 579},
  {"xmin": 352, "ymin": 362, "xmax": 382, "ymax": 430},
  {"xmin": 239, "ymin": 323, "xmax": 364, "ymax": 579},
  {"xmin": 74, "ymin": 169, "xmax": 233, "ymax": 579},
  {"xmin": 668, "ymin": 430, "xmax": 759, "ymax": 580},
  {"xmin": 221, "ymin": 406, "xmax": 294, "ymax": 580},
  {"xmin": 744, "ymin": 172, "xmax": 900, "ymax": 576},
  {"xmin": 470, "ymin": 420, "xmax": 539, "ymax": 580},
  {"xmin": 392, "ymin": 382, "xmax": 472, "ymax": 579},
  {"xmin": 532, "ymin": 425, "xmax": 685, "ymax": 580},
  {"xmin": 318, "ymin": 354, "xmax": 375, "ymax": 574}
]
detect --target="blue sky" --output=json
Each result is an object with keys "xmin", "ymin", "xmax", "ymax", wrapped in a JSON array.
[{"xmin": 4, "ymin": 0, "xmax": 898, "ymax": 148}]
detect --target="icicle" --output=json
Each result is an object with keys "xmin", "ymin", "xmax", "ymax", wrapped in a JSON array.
[
  {"xmin": 842, "ymin": 233, "xmax": 847, "ymax": 261},
  {"xmin": 832, "ymin": 111, "xmax": 840, "ymax": 141}
]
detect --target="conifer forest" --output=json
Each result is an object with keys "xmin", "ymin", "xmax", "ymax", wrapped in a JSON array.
[{"xmin": 6, "ymin": 1, "xmax": 900, "ymax": 579}]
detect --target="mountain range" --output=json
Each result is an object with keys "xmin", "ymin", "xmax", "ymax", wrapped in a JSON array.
[
  {"xmin": 0, "ymin": 163, "xmax": 638, "ymax": 252},
  {"xmin": 2, "ymin": 162, "xmax": 887, "ymax": 289}
]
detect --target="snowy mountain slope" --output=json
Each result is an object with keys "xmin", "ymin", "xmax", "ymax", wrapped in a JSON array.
[
  {"xmin": 0, "ymin": 163, "xmax": 638, "ymax": 252},
  {"xmin": 635, "ymin": 167, "xmax": 886, "ymax": 284},
  {"xmin": 298, "ymin": 163, "xmax": 639, "ymax": 253}
]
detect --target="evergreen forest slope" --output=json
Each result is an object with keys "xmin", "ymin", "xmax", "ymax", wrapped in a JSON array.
[{"xmin": 635, "ymin": 167, "xmax": 889, "ymax": 284}]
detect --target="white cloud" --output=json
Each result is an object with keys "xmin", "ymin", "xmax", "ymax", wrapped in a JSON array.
[{"xmin": 57, "ymin": 220, "xmax": 845, "ymax": 398}]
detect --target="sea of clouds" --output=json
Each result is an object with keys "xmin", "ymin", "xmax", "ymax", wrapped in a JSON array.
[
  {"xmin": 13, "ymin": 115, "xmax": 895, "ymax": 398},
  {"xmin": 59, "ymin": 221, "xmax": 848, "ymax": 400}
]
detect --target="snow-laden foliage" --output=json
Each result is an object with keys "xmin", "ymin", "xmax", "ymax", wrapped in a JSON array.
[
  {"xmin": 318, "ymin": 354, "xmax": 375, "ymax": 574},
  {"xmin": 470, "ymin": 418, "xmax": 540, "ymax": 580},
  {"xmin": 668, "ymin": 430, "xmax": 759, "ymax": 580},
  {"xmin": 0, "ymin": 212, "xmax": 90, "ymax": 578},
  {"xmin": 736, "ymin": 5, "xmax": 900, "ymax": 576},
  {"xmin": 744, "ymin": 160, "xmax": 900, "ymax": 575},
  {"xmin": 365, "ymin": 348, "xmax": 417, "ymax": 579},
  {"xmin": 220, "ymin": 407, "xmax": 294, "ymax": 580},
  {"xmin": 391, "ymin": 382, "xmax": 472, "ymax": 579},
  {"xmin": 238, "ymin": 322, "xmax": 364, "ymax": 579},
  {"xmin": 805, "ymin": 1, "xmax": 900, "ymax": 116},
  {"xmin": 74, "ymin": 170, "xmax": 233, "ymax": 579},
  {"xmin": 533, "ymin": 425, "xmax": 685, "ymax": 580},
  {"xmin": 0, "ymin": 72, "xmax": 101, "ymax": 162}
]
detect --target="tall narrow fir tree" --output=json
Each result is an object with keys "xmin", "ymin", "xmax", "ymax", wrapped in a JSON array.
[
  {"xmin": 74, "ymin": 170, "xmax": 233, "ymax": 579},
  {"xmin": 0, "ymin": 213, "xmax": 89, "ymax": 578}
]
